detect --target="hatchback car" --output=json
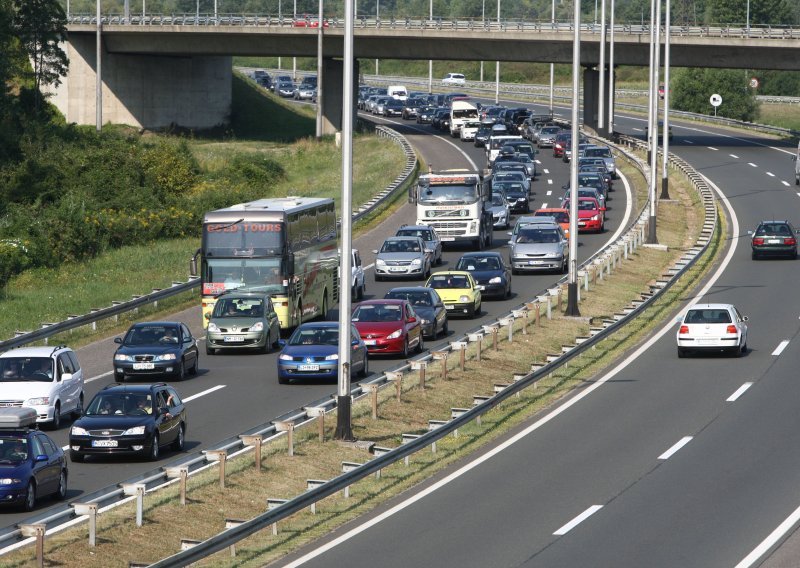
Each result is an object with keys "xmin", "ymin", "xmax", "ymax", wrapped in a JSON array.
[
  {"xmin": 417, "ymin": 106, "xmax": 437, "ymax": 124},
  {"xmin": 395, "ymin": 225, "xmax": 443, "ymax": 266},
  {"xmin": 750, "ymin": 220, "xmax": 798, "ymax": 259},
  {"xmin": 562, "ymin": 197, "xmax": 606, "ymax": 233},
  {"xmin": 492, "ymin": 180, "xmax": 529, "ymax": 213},
  {"xmin": 277, "ymin": 322, "xmax": 368, "ymax": 384},
  {"xmin": 0, "ymin": 408, "xmax": 68, "ymax": 511},
  {"xmin": 383, "ymin": 99, "xmax": 404, "ymax": 117},
  {"xmin": 384, "ymin": 287, "xmax": 448, "ymax": 339},
  {"xmin": 425, "ymin": 271, "xmax": 483, "ymax": 318},
  {"xmin": 69, "ymin": 383, "xmax": 186, "ymax": 462},
  {"xmin": 489, "ymin": 192, "xmax": 511, "ymax": 229},
  {"xmin": 205, "ymin": 290, "xmax": 281, "ymax": 354},
  {"xmin": 537, "ymin": 126, "xmax": 562, "ymax": 148},
  {"xmin": 351, "ymin": 300, "xmax": 424, "ymax": 357},
  {"xmin": 508, "ymin": 221, "xmax": 568, "ymax": 274},
  {"xmin": 113, "ymin": 322, "xmax": 199, "ymax": 381},
  {"xmin": 455, "ymin": 252, "xmax": 512, "ymax": 299},
  {"xmin": 583, "ymin": 145, "xmax": 618, "ymax": 178},
  {"xmin": 276, "ymin": 81, "xmax": 295, "ymax": 97},
  {"xmin": 492, "ymin": 170, "xmax": 530, "ymax": 199},
  {"xmin": 676, "ymin": 303, "xmax": 748, "ymax": 358},
  {"xmin": 373, "ymin": 236, "xmax": 431, "ymax": 281}
]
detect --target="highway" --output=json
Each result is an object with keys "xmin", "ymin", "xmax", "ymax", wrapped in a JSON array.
[
  {"xmin": 0, "ymin": 98, "xmax": 633, "ymax": 530},
  {"xmin": 273, "ymin": 104, "xmax": 800, "ymax": 567}
]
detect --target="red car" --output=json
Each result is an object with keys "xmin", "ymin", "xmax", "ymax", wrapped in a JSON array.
[
  {"xmin": 293, "ymin": 17, "xmax": 330, "ymax": 27},
  {"xmin": 553, "ymin": 132, "xmax": 570, "ymax": 158},
  {"xmin": 351, "ymin": 299, "xmax": 424, "ymax": 358},
  {"xmin": 561, "ymin": 197, "xmax": 605, "ymax": 233}
]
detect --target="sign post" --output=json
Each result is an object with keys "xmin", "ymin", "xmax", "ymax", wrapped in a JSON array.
[{"xmin": 709, "ymin": 93, "xmax": 722, "ymax": 117}]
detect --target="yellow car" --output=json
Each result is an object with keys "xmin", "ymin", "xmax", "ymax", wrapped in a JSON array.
[{"xmin": 425, "ymin": 271, "xmax": 482, "ymax": 318}]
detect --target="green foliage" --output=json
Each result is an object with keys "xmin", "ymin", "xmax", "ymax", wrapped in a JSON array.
[
  {"xmin": 755, "ymin": 71, "xmax": 800, "ymax": 97},
  {"xmin": 0, "ymin": 239, "xmax": 30, "ymax": 291},
  {"xmin": 140, "ymin": 138, "xmax": 199, "ymax": 197},
  {"xmin": 671, "ymin": 67, "xmax": 757, "ymax": 121}
]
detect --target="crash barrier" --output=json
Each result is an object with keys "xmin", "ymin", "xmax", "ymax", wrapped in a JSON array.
[{"xmin": 0, "ymin": 125, "xmax": 417, "ymax": 353}]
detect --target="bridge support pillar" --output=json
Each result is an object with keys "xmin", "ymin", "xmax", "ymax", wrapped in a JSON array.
[
  {"xmin": 582, "ymin": 65, "xmax": 613, "ymax": 138},
  {"xmin": 320, "ymin": 57, "xmax": 359, "ymax": 135}
]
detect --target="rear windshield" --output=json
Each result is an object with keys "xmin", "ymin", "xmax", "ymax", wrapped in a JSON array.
[
  {"xmin": 755, "ymin": 223, "xmax": 792, "ymax": 236},
  {"xmin": 685, "ymin": 309, "xmax": 732, "ymax": 324},
  {"xmin": 516, "ymin": 228, "xmax": 561, "ymax": 244}
]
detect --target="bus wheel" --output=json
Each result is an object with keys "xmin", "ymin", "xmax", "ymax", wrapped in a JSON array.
[
  {"xmin": 294, "ymin": 300, "xmax": 303, "ymax": 327},
  {"xmin": 321, "ymin": 294, "xmax": 328, "ymax": 321}
]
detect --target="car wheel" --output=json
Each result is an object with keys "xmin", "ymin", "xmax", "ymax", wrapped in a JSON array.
[
  {"xmin": 50, "ymin": 403, "xmax": 61, "ymax": 430},
  {"xmin": 417, "ymin": 333, "xmax": 425, "ymax": 354},
  {"xmin": 149, "ymin": 433, "xmax": 160, "ymax": 461},
  {"xmin": 358, "ymin": 355, "xmax": 369, "ymax": 378},
  {"xmin": 512, "ymin": 267, "xmax": 519, "ymax": 276},
  {"xmin": 206, "ymin": 343, "xmax": 216, "ymax": 356},
  {"xmin": 751, "ymin": 251, "xmax": 758, "ymax": 260},
  {"xmin": 467, "ymin": 304, "xmax": 475, "ymax": 318},
  {"xmin": 70, "ymin": 450, "xmax": 85, "ymax": 463},
  {"xmin": 22, "ymin": 481, "xmax": 35, "ymax": 512},
  {"xmin": 189, "ymin": 354, "xmax": 199, "ymax": 375},
  {"xmin": 441, "ymin": 320, "xmax": 449, "ymax": 337},
  {"xmin": 374, "ymin": 273, "xmax": 382, "ymax": 282},
  {"xmin": 176, "ymin": 360, "xmax": 185, "ymax": 382},
  {"xmin": 504, "ymin": 283, "xmax": 512, "ymax": 299},
  {"xmin": 402, "ymin": 339, "xmax": 410, "ymax": 359},
  {"xmin": 172, "ymin": 423, "xmax": 186, "ymax": 451},
  {"xmin": 55, "ymin": 470, "xmax": 67, "ymax": 501},
  {"xmin": 72, "ymin": 393, "xmax": 84, "ymax": 419}
]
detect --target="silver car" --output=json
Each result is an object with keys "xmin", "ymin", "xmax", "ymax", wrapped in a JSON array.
[
  {"xmin": 508, "ymin": 221, "xmax": 568, "ymax": 274},
  {"xmin": 374, "ymin": 97, "xmax": 390, "ymax": 115},
  {"xmin": 395, "ymin": 225, "xmax": 443, "ymax": 266},
  {"xmin": 489, "ymin": 192, "xmax": 511, "ymax": 229},
  {"xmin": 537, "ymin": 126, "xmax": 562, "ymax": 148},
  {"xmin": 373, "ymin": 236, "xmax": 432, "ymax": 281},
  {"xmin": 206, "ymin": 291, "xmax": 282, "ymax": 354},
  {"xmin": 492, "ymin": 170, "xmax": 531, "ymax": 199},
  {"xmin": 583, "ymin": 145, "xmax": 617, "ymax": 178}
]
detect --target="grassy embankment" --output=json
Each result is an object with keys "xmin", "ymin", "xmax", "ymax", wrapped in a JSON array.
[
  {"xmin": 0, "ymin": 73, "xmax": 407, "ymax": 345},
  {"xmin": 0, "ymin": 153, "xmax": 727, "ymax": 568}
]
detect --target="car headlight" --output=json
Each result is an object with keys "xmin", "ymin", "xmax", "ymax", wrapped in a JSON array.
[
  {"xmin": 459, "ymin": 295, "xmax": 471, "ymax": 303},
  {"xmin": 0, "ymin": 478, "xmax": 21, "ymax": 485},
  {"xmin": 114, "ymin": 353, "xmax": 133, "ymax": 362},
  {"xmin": 489, "ymin": 277, "xmax": 502, "ymax": 284},
  {"xmin": 590, "ymin": 215, "xmax": 599, "ymax": 221},
  {"xmin": 250, "ymin": 322, "xmax": 264, "ymax": 332},
  {"xmin": 25, "ymin": 397, "xmax": 49, "ymax": 406},
  {"xmin": 155, "ymin": 353, "xmax": 176, "ymax": 361},
  {"xmin": 411, "ymin": 258, "xmax": 422, "ymax": 266},
  {"xmin": 420, "ymin": 318, "xmax": 430, "ymax": 325},
  {"xmin": 324, "ymin": 354, "xmax": 339, "ymax": 360},
  {"xmin": 71, "ymin": 426, "xmax": 89, "ymax": 436},
  {"xmin": 207, "ymin": 323, "xmax": 220, "ymax": 333},
  {"xmin": 386, "ymin": 329, "xmax": 403, "ymax": 340},
  {"xmin": 122, "ymin": 426, "xmax": 146, "ymax": 436},
  {"xmin": 279, "ymin": 353, "xmax": 294, "ymax": 361},
  {"xmin": 376, "ymin": 258, "xmax": 386, "ymax": 266}
]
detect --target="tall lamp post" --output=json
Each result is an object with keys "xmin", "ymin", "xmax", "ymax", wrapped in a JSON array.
[
  {"xmin": 96, "ymin": 0, "xmax": 102, "ymax": 132},
  {"xmin": 566, "ymin": 0, "xmax": 580, "ymax": 317},
  {"xmin": 646, "ymin": 0, "xmax": 661, "ymax": 244},
  {"xmin": 598, "ymin": 0, "xmax": 607, "ymax": 131},
  {"xmin": 428, "ymin": 0, "xmax": 433, "ymax": 93},
  {"xmin": 548, "ymin": 0, "xmax": 555, "ymax": 116},
  {"xmin": 316, "ymin": 0, "xmax": 324, "ymax": 139},
  {"xmin": 660, "ymin": 0, "xmax": 671, "ymax": 199},
  {"xmin": 607, "ymin": 0, "xmax": 615, "ymax": 133},
  {"xmin": 494, "ymin": 0, "xmax": 500, "ymax": 104}
]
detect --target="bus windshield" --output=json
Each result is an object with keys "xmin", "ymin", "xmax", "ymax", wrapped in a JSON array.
[
  {"xmin": 419, "ymin": 184, "xmax": 478, "ymax": 205},
  {"xmin": 202, "ymin": 259, "xmax": 285, "ymax": 296},
  {"xmin": 202, "ymin": 222, "xmax": 283, "ymax": 257}
]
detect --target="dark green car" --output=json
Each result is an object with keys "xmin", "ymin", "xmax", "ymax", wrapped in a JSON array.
[{"xmin": 206, "ymin": 290, "xmax": 281, "ymax": 354}]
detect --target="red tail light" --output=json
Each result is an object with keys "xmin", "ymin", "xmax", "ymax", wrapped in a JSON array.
[
  {"xmin": 726, "ymin": 325, "xmax": 737, "ymax": 334},
  {"xmin": 785, "ymin": 237, "xmax": 797, "ymax": 246},
  {"xmin": 752, "ymin": 238, "xmax": 764, "ymax": 245},
  {"xmin": 679, "ymin": 325, "xmax": 689, "ymax": 334}
]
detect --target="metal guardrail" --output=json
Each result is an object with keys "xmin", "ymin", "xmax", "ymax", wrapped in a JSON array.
[{"xmin": 144, "ymin": 134, "xmax": 719, "ymax": 566}]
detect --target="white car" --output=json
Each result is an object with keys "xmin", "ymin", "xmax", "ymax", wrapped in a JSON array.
[
  {"xmin": 460, "ymin": 120, "xmax": 482, "ymax": 142},
  {"xmin": 442, "ymin": 73, "xmax": 465, "ymax": 86},
  {"xmin": 676, "ymin": 303, "xmax": 748, "ymax": 358},
  {"xmin": 351, "ymin": 249, "xmax": 366, "ymax": 300},
  {"xmin": 0, "ymin": 346, "xmax": 85, "ymax": 429}
]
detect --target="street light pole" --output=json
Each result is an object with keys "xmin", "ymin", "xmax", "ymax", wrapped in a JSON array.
[
  {"xmin": 495, "ymin": 0, "xmax": 500, "ymax": 105},
  {"xmin": 646, "ymin": 0, "xmax": 661, "ymax": 244},
  {"xmin": 316, "ymin": 0, "xmax": 324, "ymax": 139},
  {"xmin": 481, "ymin": 0, "xmax": 486, "ymax": 82},
  {"xmin": 566, "ymin": 0, "xmax": 581, "ymax": 317},
  {"xmin": 607, "ymin": 0, "xmax": 615, "ymax": 133},
  {"xmin": 549, "ymin": 0, "xmax": 555, "ymax": 116},
  {"xmin": 428, "ymin": 0, "xmax": 433, "ymax": 93},
  {"xmin": 746, "ymin": 0, "xmax": 750, "ymax": 35},
  {"xmin": 96, "ymin": 0, "xmax": 102, "ymax": 132},
  {"xmin": 598, "ymin": 0, "xmax": 607, "ymax": 131},
  {"xmin": 660, "ymin": 0, "xmax": 671, "ymax": 199}
]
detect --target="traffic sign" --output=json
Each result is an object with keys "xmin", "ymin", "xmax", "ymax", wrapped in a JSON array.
[
  {"xmin": 709, "ymin": 94, "xmax": 722, "ymax": 107},
  {"xmin": 749, "ymin": 77, "xmax": 759, "ymax": 89}
]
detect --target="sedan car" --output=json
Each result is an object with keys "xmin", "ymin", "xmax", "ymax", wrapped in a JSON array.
[
  {"xmin": 277, "ymin": 322, "xmax": 368, "ymax": 384},
  {"xmin": 676, "ymin": 303, "xmax": 748, "ymax": 358},
  {"xmin": 454, "ymin": 252, "xmax": 511, "ymax": 299},
  {"xmin": 383, "ymin": 99, "xmax": 404, "ymax": 117},
  {"xmin": 508, "ymin": 221, "xmax": 568, "ymax": 274},
  {"xmin": 352, "ymin": 300, "xmax": 424, "ymax": 357},
  {"xmin": 474, "ymin": 124, "xmax": 493, "ymax": 147},
  {"xmin": 69, "ymin": 383, "xmax": 186, "ymax": 462},
  {"xmin": 276, "ymin": 80, "xmax": 295, "ymax": 97},
  {"xmin": 113, "ymin": 322, "xmax": 199, "ymax": 382},
  {"xmin": 492, "ymin": 170, "xmax": 530, "ymax": 199},
  {"xmin": 583, "ymin": 145, "xmax": 617, "ymax": 178},
  {"xmin": 416, "ymin": 106, "xmax": 437, "ymax": 124},
  {"xmin": 384, "ymin": 287, "xmax": 448, "ymax": 339},
  {"xmin": 492, "ymin": 180, "xmax": 529, "ymax": 213},
  {"xmin": 750, "ymin": 220, "xmax": 798, "ymax": 259},
  {"xmin": 205, "ymin": 290, "xmax": 282, "ymax": 355},
  {"xmin": 395, "ymin": 225, "xmax": 443, "ymax": 266},
  {"xmin": 537, "ymin": 126, "xmax": 562, "ymax": 148},
  {"xmin": 533, "ymin": 207, "xmax": 571, "ymax": 240},
  {"xmin": 0, "ymin": 408, "xmax": 67, "ymax": 511},
  {"xmin": 373, "ymin": 236, "xmax": 431, "ymax": 281},
  {"xmin": 402, "ymin": 98, "xmax": 426, "ymax": 120},
  {"xmin": 424, "ymin": 271, "xmax": 482, "ymax": 318},
  {"xmin": 562, "ymin": 186, "xmax": 606, "ymax": 211},
  {"xmin": 488, "ymin": 192, "xmax": 511, "ymax": 229},
  {"xmin": 562, "ymin": 197, "xmax": 605, "ymax": 232}
]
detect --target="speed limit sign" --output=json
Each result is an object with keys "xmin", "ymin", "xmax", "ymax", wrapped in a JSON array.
[{"xmin": 709, "ymin": 94, "xmax": 722, "ymax": 107}]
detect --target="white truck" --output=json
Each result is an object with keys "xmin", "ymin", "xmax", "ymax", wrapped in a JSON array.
[
  {"xmin": 450, "ymin": 100, "xmax": 479, "ymax": 138},
  {"xmin": 410, "ymin": 171, "xmax": 493, "ymax": 250}
]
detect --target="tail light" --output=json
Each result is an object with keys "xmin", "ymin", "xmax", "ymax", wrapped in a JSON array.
[
  {"xmin": 679, "ymin": 325, "xmax": 689, "ymax": 334},
  {"xmin": 752, "ymin": 238, "xmax": 764, "ymax": 245},
  {"xmin": 785, "ymin": 237, "xmax": 797, "ymax": 246},
  {"xmin": 726, "ymin": 325, "xmax": 737, "ymax": 334}
]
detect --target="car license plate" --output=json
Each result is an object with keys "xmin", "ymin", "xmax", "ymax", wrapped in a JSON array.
[
  {"xmin": 528, "ymin": 260, "xmax": 543, "ymax": 265},
  {"xmin": 578, "ymin": 222, "xmax": 586, "ymax": 227},
  {"xmin": 132, "ymin": 362, "xmax": 154, "ymax": 370},
  {"xmin": 698, "ymin": 339, "xmax": 717, "ymax": 345},
  {"xmin": 440, "ymin": 237, "xmax": 455, "ymax": 242},
  {"xmin": 768, "ymin": 239, "xmax": 781, "ymax": 244},
  {"xmin": 389, "ymin": 267, "xmax": 406, "ymax": 272},
  {"xmin": 223, "ymin": 336, "xmax": 245, "ymax": 342},
  {"xmin": 364, "ymin": 339, "xmax": 377, "ymax": 345},
  {"xmin": 91, "ymin": 440, "xmax": 118, "ymax": 448},
  {"xmin": 298, "ymin": 364, "xmax": 320, "ymax": 371},
  {"xmin": 445, "ymin": 305, "xmax": 454, "ymax": 310}
]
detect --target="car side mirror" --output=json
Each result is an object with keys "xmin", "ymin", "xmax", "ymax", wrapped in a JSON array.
[
  {"xmin": 60, "ymin": 373, "xmax": 72, "ymax": 382},
  {"xmin": 476, "ymin": 285, "xmax": 485, "ymax": 291},
  {"xmin": 742, "ymin": 316, "xmax": 749, "ymax": 322},
  {"xmin": 407, "ymin": 316, "xmax": 417, "ymax": 323},
  {"xmin": 114, "ymin": 337, "xmax": 123, "ymax": 344},
  {"xmin": 35, "ymin": 455, "xmax": 48, "ymax": 463},
  {"xmin": 278, "ymin": 339, "xmax": 286, "ymax": 348},
  {"xmin": 351, "ymin": 339, "xmax": 360, "ymax": 346},
  {"xmin": 600, "ymin": 207, "xmax": 607, "ymax": 212},
  {"xmin": 372, "ymin": 250, "xmax": 378, "ymax": 254}
]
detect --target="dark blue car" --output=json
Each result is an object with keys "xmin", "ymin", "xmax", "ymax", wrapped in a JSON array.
[
  {"xmin": 0, "ymin": 408, "xmax": 67, "ymax": 511},
  {"xmin": 278, "ymin": 322, "xmax": 369, "ymax": 384},
  {"xmin": 454, "ymin": 252, "xmax": 512, "ymax": 300}
]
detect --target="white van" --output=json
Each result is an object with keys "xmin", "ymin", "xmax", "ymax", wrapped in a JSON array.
[
  {"xmin": 449, "ymin": 100, "xmax": 479, "ymax": 138},
  {"xmin": 387, "ymin": 85, "xmax": 408, "ymax": 102},
  {"xmin": 442, "ymin": 73, "xmax": 466, "ymax": 86}
]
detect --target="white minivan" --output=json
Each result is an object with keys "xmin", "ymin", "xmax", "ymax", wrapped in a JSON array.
[
  {"xmin": 387, "ymin": 85, "xmax": 408, "ymax": 102},
  {"xmin": 0, "ymin": 346, "xmax": 84, "ymax": 429}
]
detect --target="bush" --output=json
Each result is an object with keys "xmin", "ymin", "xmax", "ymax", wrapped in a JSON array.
[{"xmin": 0, "ymin": 239, "xmax": 29, "ymax": 291}]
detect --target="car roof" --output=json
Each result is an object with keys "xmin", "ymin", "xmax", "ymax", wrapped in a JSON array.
[
  {"xmin": 100, "ymin": 382, "xmax": 168, "ymax": 393},
  {"xmin": 536, "ymin": 207, "xmax": 569, "ymax": 213},
  {"xmin": 386, "ymin": 286, "xmax": 435, "ymax": 293},
  {"xmin": 0, "ymin": 345, "xmax": 68, "ymax": 358},
  {"xmin": 430, "ymin": 270, "xmax": 472, "ymax": 278},
  {"xmin": 459, "ymin": 251, "xmax": 503, "ymax": 259},
  {"xmin": 689, "ymin": 303, "xmax": 736, "ymax": 310},
  {"xmin": 355, "ymin": 299, "xmax": 407, "ymax": 307},
  {"xmin": 385, "ymin": 235, "xmax": 423, "ymax": 241},
  {"xmin": 398, "ymin": 225, "xmax": 434, "ymax": 232},
  {"xmin": 296, "ymin": 322, "xmax": 341, "ymax": 330},
  {"xmin": 129, "ymin": 321, "xmax": 182, "ymax": 327}
]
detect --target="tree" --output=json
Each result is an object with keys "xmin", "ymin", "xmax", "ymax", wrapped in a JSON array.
[
  {"xmin": 671, "ymin": 67, "xmax": 757, "ymax": 122},
  {"xmin": 13, "ymin": 0, "xmax": 68, "ymax": 112}
]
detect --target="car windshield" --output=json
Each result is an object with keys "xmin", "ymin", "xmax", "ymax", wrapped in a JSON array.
[
  {"xmin": 494, "ymin": 173, "xmax": 525, "ymax": 182},
  {"xmin": 515, "ymin": 228, "xmax": 561, "ymax": 244},
  {"xmin": 352, "ymin": 304, "xmax": 403, "ymax": 322},
  {"xmin": 124, "ymin": 326, "xmax": 180, "ymax": 346},
  {"xmin": 756, "ymin": 223, "xmax": 792, "ymax": 236},
  {"xmin": 397, "ymin": 229, "xmax": 432, "ymax": 241},
  {"xmin": 585, "ymin": 148, "xmax": 612, "ymax": 158},
  {"xmin": 213, "ymin": 297, "xmax": 265, "ymax": 318},
  {"xmin": 542, "ymin": 127, "xmax": 560, "ymax": 135},
  {"xmin": 385, "ymin": 291, "xmax": 433, "ymax": 307},
  {"xmin": 457, "ymin": 257, "xmax": 501, "ymax": 271},
  {"xmin": 538, "ymin": 211, "xmax": 569, "ymax": 223},
  {"xmin": 491, "ymin": 195, "xmax": 506, "ymax": 206},
  {"xmin": 0, "ymin": 437, "xmax": 28, "ymax": 465},
  {"xmin": 86, "ymin": 393, "xmax": 154, "ymax": 416},
  {"xmin": 381, "ymin": 239, "xmax": 421, "ymax": 253},
  {"xmin": 684, "ymin": 309, "xmax": 733, "ymax": 324},
  {"xmin": 495, "ymin": 182, "xmax": 525, "ymax": 194},
  {"xmin": 0, "ymin": 357, "xmax": 53, "ymax": 382},
  {"xmin": 288, "ymin": 327, "xmax": 338, "ymax": 346},
  {"xmin": 566, "ymin": 200, "xmax": 598, "ymax": 211},
  {"xmin": 428, "ymin": 275, "xmax": 469, "ymax": 289}
]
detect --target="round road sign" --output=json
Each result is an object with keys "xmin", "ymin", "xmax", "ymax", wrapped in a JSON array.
[
  {"xmin": 749, "ymin": 77, "xmax": 759, "ymax": 89},
  {"xmin": 710, "ymin": 94, "xmax": 722, "ymax": 107}
]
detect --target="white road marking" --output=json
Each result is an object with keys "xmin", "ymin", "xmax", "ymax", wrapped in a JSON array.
[
  {"xmin": 766, "ymin": 172, "xmax": 775, "ymax": 177},
  {"xmin": 771, "ymin": 340, "xmax": 790, "ymax": 356},
  {"xmin": 543, "ymin": 168, "xmax": 550, "ymax": 174},
  {"xmin": 729, "ymin": 154, "xmax": 739, "ymax": 159},
  {"xmin": 547, "ymin": 179, "xmax": 553, "ymax": 185},
  {"xmin": 748, "ymin": 162, "xmax": 758, "ymax": 168},
  {"xmin": 784, "ymin": 181, "xmax": 793, "ymax": 187},
  {"xmin": 541, "ymin": 203, "xmax": 548, "ymax": 208},
  {"xmin": 546, "ymin": 190, "xmax": 552, "ymax": 196},
  {"xmin": 183, "ymin": 385, "xmax": 226, "ymax": 402},
  {"xmin": 737, "ymin": 506, "xmax": 800, "ymax": 567},
  {"xmin": 727, "ymin": 382, "xmax": 753, "ymax": 402},
  {"xmin": 632, "ymin": 127, "xmax": 643, "ymax": 132},
  {"xmin": 553, "ymin": 505, "xmax": 604, "ymax": 536},
  {"xmin": 658, "ymin": 436, "xmax": 693, "ymax": 460},
  {"xmin": 708, "ymin": 146, "xmax": 719, "ymax": 151},
  {"xmin": 86, "ymin": 370, "xmax": 114, "ymax": 383}
]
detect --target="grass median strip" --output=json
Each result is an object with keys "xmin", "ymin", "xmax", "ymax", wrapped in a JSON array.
[{"xmin": 1, "ymin": 151, "xmax": 722, "ymax": 567}]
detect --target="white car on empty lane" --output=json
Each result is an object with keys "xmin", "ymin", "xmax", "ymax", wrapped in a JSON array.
[{"xmin": 676, "ymin": 303, "xmax": 748, "ymax": 358}]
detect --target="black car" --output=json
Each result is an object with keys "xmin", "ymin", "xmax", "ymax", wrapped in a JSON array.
[
  {"xmin": 417, "ymin": 106, "xmax": 437, "ymax": 124},
  {"xmin": 474, "ymin": 125, "xmax": 492, "ymax": 147},
  {"xmin": 751, "ymin": 220, "xmax": 798, "ymax": 259},
  {"xmin": 402, "ymin": 98, "xmax": 425, "ymax": 120},
  {"xmin": 69, "ymin": 383, "xmax": 186, "ymax": 462},
  {"xmin": 493, "ymin": 181, "xmax": 529, "ymax": 213},
  {"xmin": 455, "ymin": 252, "xmax": 512, "ymax": 299},
  {"xmin": 0, "ymin": 408, "xmax": 67, "ymax": 511},
  {"xmin": 113, "ymin": 322, "xmax": 199, "ymax": 382},
  {"xmin": 384, "ymin": 287, "xmax": 448, "ymax": 339},
  {"xmin": 383, "ymin": 99, "xmax": 404, "ymax": 117}
]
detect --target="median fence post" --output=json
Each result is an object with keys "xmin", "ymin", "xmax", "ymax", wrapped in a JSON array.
[
  {"xmin": 241, "ymin": 434, "xmax": 264, "ymax": 472},
  {"xmin": 225, "ymin": 519, "xmax": 246, "ymax": 557},
  {"xmin": 72, "ymin": 502, "xmax": 98, "ymax": 547},
  {"xmin": 468, "ymin": 333, "xmax": 483, "ymax": 362},
  {"xmin": 275, "ymin": 421, "xmax": 295, "ymax": 456},
  {"xmin": 432, "ymin": 351, "xmax": 449, "ymax": 380},
  {"xmin": 166, "ymin": 467, "xmax": 189, "ymax": 505},
  {"xmin": 451, "ymin": 341, "xmax": 467, "ymax": 371},
  {"xmin": 368, "ymin": 384, "xmax": 379, "ymax": 419},
  {"xmin": 306, "ymin": 480, "xmax": 327, "ymax": 514},
  {"xmin": 386, "ymin": 371, "xmax": 403, "ymax": 402},
  {"xmin": 341, "ymin": 461, "xmax": 362, "ymax": 498},
  {"xmin": 20, "ymin": 524, "xmax": 45, "ymax": 568},
  {"xmin": 122, "ymin": 483, "xmax": 147, "ymax": 527},
  {"xmin": 401, "ymin": 433, "xmax": 421, "ymax": 466},
  {"xmin": 267, "ymin": 498, "xmax": 289, "ymax": 535},
  {"xmin": 410, "ymin": 360, "xmax": 427, "ymax": 390},
  {"xmin": 206, "ymin": 450, "xmax": 228, "ymax": 489},
  {"xmin": 305, "ymin": 407, "xmax": 326, "ymax": 442}
]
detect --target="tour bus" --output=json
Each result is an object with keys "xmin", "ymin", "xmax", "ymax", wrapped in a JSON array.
[{"xmin": 192, "ymin": 197, "xmax": 339, "ymax": 330}]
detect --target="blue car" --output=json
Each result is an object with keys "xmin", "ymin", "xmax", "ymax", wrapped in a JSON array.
[
  {"xmin": 0, "ymin": 408, "xmax": 68, "ymax": 511},
  {"xmin": 278, "ymin": 322, "xmax": 369, "ymax": 384}
]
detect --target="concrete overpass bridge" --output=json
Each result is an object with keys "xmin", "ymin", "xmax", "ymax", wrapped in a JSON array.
[{"xmin": 54, "ymin": 15, "xmax": 800, "ymax": 131}]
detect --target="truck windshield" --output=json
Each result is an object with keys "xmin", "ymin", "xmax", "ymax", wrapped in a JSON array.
[{"xmin": 419, "ymin": 184, "xmax": 478, "ymax": 205}]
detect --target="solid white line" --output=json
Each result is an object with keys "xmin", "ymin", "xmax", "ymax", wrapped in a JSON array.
[
  {"xmin": 748, "ymin": 162, "xmax": 758, "ymax": 168},
  {"xmin": 658, "ymin": 436, "xmax": 693, "ymax": 460},
  {"xmin": 766, "ymin": 172, "xmax": 775, "ymax": 177},
  {"xmin": 736, "ymin": 505, "xmax": 800, "ymax": 567},
  {"xmin": 708, "ymin": 146, "xmax": 719, "ymax": 151},
  {"xmin": 183, "ymin": 385, "xmax": 226, "ymax": 402},
  {"xmin": 771, "ymin": 340, "xmax": 790, "ymax": 356},
  {"xmin": 86, "ymin": 370, "xmax": 114, "ymax": 384},
  {"xmin": 727, "ymin": 382, "xmax": 753, "ymax": 402},
  {"xmin": 729, "ymin": 154, "xmax": 739, "ymax": 159},
  {"xmin": 553, "ymin": 505, "xmax": 604, "ymax": 536}
]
